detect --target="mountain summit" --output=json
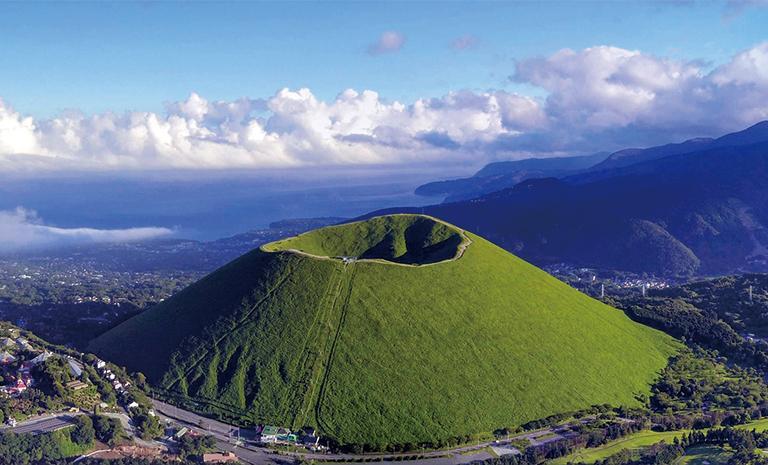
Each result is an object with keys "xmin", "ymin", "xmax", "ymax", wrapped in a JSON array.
[{"xmin": 90, "ymin": 214, "xmax": 677, "ymax": 446}]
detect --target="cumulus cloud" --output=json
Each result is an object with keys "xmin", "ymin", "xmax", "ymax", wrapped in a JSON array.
[
  {"xmin": 514, "ymin": 46, "xmax": 703, "ymax": 128},
  {"xmin": 0, "ymin": 99, "xmax": 41, "ymax": 155},
  {"xmin": 367, "ymin": 31, "xmax": 405, "ymax": 55},
  {"xmin": 511, "ymin": 43, "xmax": 768, "ymax": 148},
  {"xmin": 1, "ymin": 42, "xmax": 768, "ymax": 170},
  {"xmin": 0, "ymin": 88, "xmax": 547, "ymax": 170},
  {"xmin": 0, "ymin": 207, "xmax": 173, "ymax": 252}
]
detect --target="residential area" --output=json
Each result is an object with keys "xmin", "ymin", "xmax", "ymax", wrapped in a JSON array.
[{"xmin": 0, "ymin": 322, "xmax": 333, "ymax": 464}]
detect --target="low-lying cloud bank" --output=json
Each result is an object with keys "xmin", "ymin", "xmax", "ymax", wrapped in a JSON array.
[
  {"xmin": 0, "ymin": 208, "xmax": 173, "ymax": 252},
  {"xmin": 1, "ymin": 42, "xmax": 768, "ymax": 171}
]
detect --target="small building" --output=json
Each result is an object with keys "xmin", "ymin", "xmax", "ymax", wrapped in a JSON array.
[
  {"xmin": 203, "ymin": 452, "xmax": 238, "ymax": 463},
  {"xmin": 30, "ymin": 351, "xmax": 52, "ymax": 366},
  {"xmin": 7, "ymin": 377, "xmax": 28, "ymax": 395},
  {"xmin": 299, "ymin": 429, "xmax": 320, "ymax": 448},
  {"xmin": 174, "ymin": 427, "xmax": 189, "ymax": 440},
  {"xmin": 67, "ymin": 359, "xmax": 84, "ymax": 378},
  {"xmin": 0, "ymin": 352, "xmax": 16, "ymax": 364},
  {"xmin": 15, "ymin": 338, "xmax": 33, "ymax": 352},
  {"xmin": 0, "ymin": 338, "xmax": 14, "ymax": 348},
  {"xmin": 93, "ymin": 359, "xmax": 107, "ymax": 369},
  {"xmin": 259, "ymin": 425, "xmax": 292, "ymax": 443},
  {"xmin": 276, "ymin": 433, "xmax": 298, "ymax": 443}
]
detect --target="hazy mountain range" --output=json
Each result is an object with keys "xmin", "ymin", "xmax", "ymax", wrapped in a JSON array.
[
  {"xmin": 414, "ymin": 152, "xmax": 609, "ymax": 202},
  {"xmin": 378, "ymin": 121, "xmax": 768, "ymax": 276}
]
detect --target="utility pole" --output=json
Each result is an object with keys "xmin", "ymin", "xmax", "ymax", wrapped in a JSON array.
[
  {"xmin": 641, "ymin": 283, "xmax": 647, "ymax": 298},
  {"xmin": 600, "ymin": 283, "xmax": 605, "ymax": 299}
]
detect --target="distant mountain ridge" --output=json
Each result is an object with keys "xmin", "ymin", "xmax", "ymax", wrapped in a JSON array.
[
  {"xmin": 416, "ymin": 121, "xmax": 768, "ymax": 203},
  {"xmin": 372, "ymin": 121, "xmax": 768, "ymax": 276},
  {"xmin": 414, "ymin": 152, "xmax": 609, "ymax": 202},
  {"xmin": 572, "ymin": 121, "xmax": 768, "ymax": 183}
]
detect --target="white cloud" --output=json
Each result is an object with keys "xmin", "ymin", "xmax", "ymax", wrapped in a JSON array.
[
  {"xmin": 0, "ymin": 88, "xmax": 549, "ymax": 171},
  {"xmin": 367, "ymin": 31, "xmax": 406, "ymax": 55},
  {"xmin": 712, "ymin": 42, "xmax": 768, "ymax": 86},
  {"xmin": 513, "ymin": 46, "xmax": 702, "ymax": 128},
  {"xmin": 0, "ymin": 207, "xmax": 173, "ymax": 252},
  {"xmin": 1, "ymin": 42, "xmax": 768, "ymax": 171},
  {"xmin": 511, "ymin": 43, "xmax": 768, "ymax": 147},
  {"xmin": 0, "ymin": 99, "xmax": 42, "ymax": 155}
]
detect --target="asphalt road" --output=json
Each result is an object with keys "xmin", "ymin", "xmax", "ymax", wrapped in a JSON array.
[
  {"xmin": 150, "ymin": 399, "xmax": 626, "ymax": 465},
  {"xmin": 152, "ymin": 399, "xmax": 245, "ymax": 438},
  {"xmin": 5, "ymin": 414, "xmax": 77, "ymax": 435},
  {"xmin": 152, "ymin": 397, "xmax": 523, "ymax": 464},
  {"xmin": 151, "ymin": 399, "xmax": 285, "ymax": 465}
]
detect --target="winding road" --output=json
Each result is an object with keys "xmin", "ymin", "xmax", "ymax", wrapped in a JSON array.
[{"xmin": 150, "ymin": 398, "xmax": 531, "ymax": 465}]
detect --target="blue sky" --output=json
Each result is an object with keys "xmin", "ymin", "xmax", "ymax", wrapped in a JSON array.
[
  {"xmin": 2, "ymin": 0, "xmax": 767, "ymax": 117},
  {"xmin": 0, "ymin": 0, "xmax": 767, "ymax": 174},
  {"xmin": 1, "ymin": 0, "xmax": 768, "ymax": 242}
]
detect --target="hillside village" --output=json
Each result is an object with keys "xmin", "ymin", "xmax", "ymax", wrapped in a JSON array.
[
  {"xmin": 544, "ymin": 263, "xmax": 675, "ymax": 298},
  {"xmin": 0, "ymin": 324, "xmax": 138, "ymax": 424},
  {"xmin": 0, "ymin": 321, "xmax": 335, "ymax": 463}
]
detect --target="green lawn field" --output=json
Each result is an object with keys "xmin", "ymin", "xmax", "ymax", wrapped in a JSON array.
[
  {"xmin": 551, "ymin": 418, "xmax": 768, "ymax": 464},
  {"xmin": 550, "ymin": 430, "xmax": 690, "ymax": 464},
  {"xmin": 735, "ymin": 418, "xmax": 768, "ymax": 432},
  {"xmin": 674, "ymin": 445, "xmax": 732, "ymax": 465}
]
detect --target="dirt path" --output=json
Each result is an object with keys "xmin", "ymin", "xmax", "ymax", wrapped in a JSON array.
[
  {"xmin": 268, "ymin": 226, "xmax": 473, "ymax": 269},
  {"xmin": 259, "ymin": 213, "xmax": 472, "ymax": 268},
  {"xmin": 289, "ymin": 264, "xmax": 347, "ymax": 428},
  {"xmin": 315, "ymin": 262, "xmax": 358, "ymax": 434}
]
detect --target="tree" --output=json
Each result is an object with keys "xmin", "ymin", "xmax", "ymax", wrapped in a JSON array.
[
  {"xmin": 178, "ymin": 434, "xmax": 217, "ymax": 460},
  {"xmin": 71, "ymin": 415, "xmax": 95, "ymax": 446},
  {"xmin": 135, "ymin": 414, "xmax": 162, "ymax": 440},
  {"xmin": 94, "ymin": 415, "xmax": 125, "ymax": 446},
  {"xmin": 134, "ymin": 372, "xmax": 147, "ymax": 390}
]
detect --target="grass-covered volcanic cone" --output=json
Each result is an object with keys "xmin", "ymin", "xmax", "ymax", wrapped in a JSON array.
[{"xmin": 90, "ymin": 214, "xmax": 678, "ymax": 446}]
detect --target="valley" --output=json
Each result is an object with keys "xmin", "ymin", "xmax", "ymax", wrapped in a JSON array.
[{"xmin": 3, "ymin": 213, "xmax": 768, "ymax": 464}]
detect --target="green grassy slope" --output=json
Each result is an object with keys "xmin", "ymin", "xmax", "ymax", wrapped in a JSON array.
[{"xmin": 90, "ymin": 214, "xmax": 679, "ymax": 446}]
